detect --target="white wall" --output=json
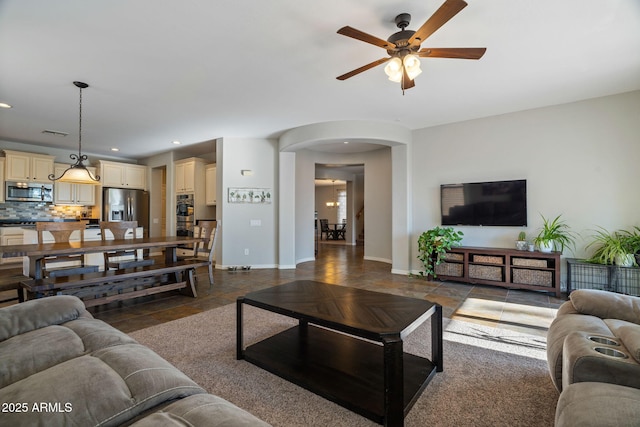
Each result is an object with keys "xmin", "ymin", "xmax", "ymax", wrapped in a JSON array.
[
  {"xmin": 219, "ymin": 137, "xmax": 278, "ymax": 268},
  {"xmin": 410, "ymin": 91, "xmax": 640, "ymax": 275},
  {"xmin": 364, "ymin": 148, "xmax": 393, "ymax": 263}
]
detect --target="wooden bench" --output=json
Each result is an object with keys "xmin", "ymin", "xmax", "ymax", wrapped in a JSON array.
[{"xmin": 20, "ymin": 259, "xmax": 209, "ymax": 308}]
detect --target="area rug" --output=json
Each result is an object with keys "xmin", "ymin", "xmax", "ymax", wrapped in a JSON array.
[{"xmin": 130, "ymin": 303, "xmax": 558, "ymax": 427}]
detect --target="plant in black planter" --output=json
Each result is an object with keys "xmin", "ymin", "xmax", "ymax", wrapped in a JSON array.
[{"xmin": 417, "ymin": 226, "xmax": 464, "ymax": 278}]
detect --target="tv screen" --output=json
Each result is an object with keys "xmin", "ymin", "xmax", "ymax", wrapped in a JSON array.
[{"xmin": 441, "ymin": 179, "xmax": 527, "ymax": 226}]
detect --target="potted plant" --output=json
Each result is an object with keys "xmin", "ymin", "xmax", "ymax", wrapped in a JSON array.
[
  {"xmin": 533, "ymin": 214, "xmax": 576, "ymax": 253},
  {"xmin": 627, "ymin": 226, "xmax": 640, "ymax": 266},
  {"xmin": 417, "ymin": 226, "xmax": 464, "ymax": 278},
  {"xmin": 586, "ymin": 227, "xmax": 638, "ymax": 267},
  {"xmin": 516, "ymin": 231, "xmax": 527, "ymax": 251}
]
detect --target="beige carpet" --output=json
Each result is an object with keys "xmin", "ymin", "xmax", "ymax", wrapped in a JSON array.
[{"xmin": 130, "ymin": 303, "xmax": 558, "ymax": 427}]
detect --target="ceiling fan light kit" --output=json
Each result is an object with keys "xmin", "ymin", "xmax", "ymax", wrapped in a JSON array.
[{"xmin": 337, "ymin": 0, "xmax": 486, "ymax": 94}]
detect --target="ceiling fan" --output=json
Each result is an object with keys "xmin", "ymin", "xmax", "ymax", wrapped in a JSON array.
[{"xmin": 336, "ymin": 0, "xmax": 486, "ymax": 93}]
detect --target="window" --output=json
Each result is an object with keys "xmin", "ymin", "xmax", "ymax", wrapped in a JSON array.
[{"xmin": 337, "ymin": 189, "xmax": 346, "ymax": 223}]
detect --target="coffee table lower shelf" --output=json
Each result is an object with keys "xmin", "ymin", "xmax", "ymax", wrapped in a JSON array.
[{"xmin": 243, "ymin": 324, "xmax": 437, "ymax": 424}]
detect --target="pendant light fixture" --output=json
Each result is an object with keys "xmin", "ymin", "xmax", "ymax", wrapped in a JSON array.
[
  {"xmin": 325, "ymin": 180, "xmax": 340, "ymax": 208},
  {"xmin": 49, "ymin": 81, "xmax": 101, "ymax": 185}
]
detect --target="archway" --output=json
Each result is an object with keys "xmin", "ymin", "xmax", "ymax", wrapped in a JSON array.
[{"xmin": 277, "ymin": 120, "xmax": 412, "ymax": 274}]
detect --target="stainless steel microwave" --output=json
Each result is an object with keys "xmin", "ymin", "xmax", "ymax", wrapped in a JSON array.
[{"xmin": 5, "ymin": 182, "xmax": 53, "ymax": 202}]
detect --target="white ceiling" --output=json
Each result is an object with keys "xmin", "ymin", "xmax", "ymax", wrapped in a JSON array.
[{"xmin": 0, "ymin": 0, "xmax": 639, "ymax": 160}]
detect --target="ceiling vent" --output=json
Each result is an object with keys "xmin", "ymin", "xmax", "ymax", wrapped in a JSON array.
[{"xmin": 42, "ymin": 130, "xmax": 69, "ymax": 137}]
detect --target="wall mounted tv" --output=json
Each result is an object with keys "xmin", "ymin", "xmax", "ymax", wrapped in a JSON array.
[{"xmin": 441, "ymin": 179, "xmax": 527, "ymax": 226}]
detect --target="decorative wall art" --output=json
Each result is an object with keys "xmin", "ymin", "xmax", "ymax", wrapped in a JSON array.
[{"xmin": 228, "ymin": 188, "xmax": 272, "ymax": 204}]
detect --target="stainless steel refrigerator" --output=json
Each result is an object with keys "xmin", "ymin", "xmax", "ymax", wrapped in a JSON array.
[{"xmin": 102, "ymin": 188, "xmax": 150, "ymax": 237}]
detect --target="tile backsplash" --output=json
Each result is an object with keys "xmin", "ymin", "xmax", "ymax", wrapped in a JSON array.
[{"xmin": 0, "ymin": 202, "xmax": 95, "ymax": 221}]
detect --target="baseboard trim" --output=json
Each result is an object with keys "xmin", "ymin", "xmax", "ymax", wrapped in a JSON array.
[{"xmin": 363, "ymin": 256, "xmax": 392, "ymax": 264}]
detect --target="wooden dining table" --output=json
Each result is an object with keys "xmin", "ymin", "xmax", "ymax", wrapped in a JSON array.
[
  {"xmin": 0, "ymin": 235, "xmax": 204, "ymax": 279},
  {"xmin": 328, "ymin": 223, "xmax": 346, "ymax": 240},
  {"xmin": 0, "ymin": 235, "xmax": 208, "ymax": 306}
]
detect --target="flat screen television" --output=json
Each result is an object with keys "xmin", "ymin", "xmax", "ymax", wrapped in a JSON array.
[{"xmin": 441, "ymin": 179, "xmax": 527, "ymax": 226}]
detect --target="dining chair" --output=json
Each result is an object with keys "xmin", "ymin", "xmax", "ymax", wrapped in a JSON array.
[
  {"xmin": 178, "ymin": 220, "xmax": 219, "ymax": 287},
  {"xmin": 319, "ymin": 219, "xmax": 334, "ymax": 240},
  {"xmin": 99, "ymin": 221, "xmax": 155, "ymax": 270},
  {"xmin": 335, "ymin": 223, "xmax": 346, "ymax": 240},
  {"xmin": 36, "ymin": 221, "xmax": 99, "ymax": 278}
]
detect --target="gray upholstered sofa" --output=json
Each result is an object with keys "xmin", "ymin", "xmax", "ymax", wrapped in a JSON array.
[
  {"xmin": 0, "ymin": 295, "xmax": 270, "ymax": 427},
  {"xmin": 547, "ymin": 289, "xmax": 640, "ymax": 426}
]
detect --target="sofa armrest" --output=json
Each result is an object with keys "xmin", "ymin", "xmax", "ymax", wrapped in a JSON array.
[
  {"xmin": 569, "ymin": 289, "xmax": 640, "ymax": 324},
  {"xmin": 557, "ymin": 300, "xmax": 579, "ymax": 316},
  {"xmin": 0, "ymin": 295, "xmax": 92, "ymax": 342}
]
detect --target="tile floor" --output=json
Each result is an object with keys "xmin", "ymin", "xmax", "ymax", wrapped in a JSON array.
[{"xmin": 0, "ymin": 243, "xmax": 567, "ymax": 336}]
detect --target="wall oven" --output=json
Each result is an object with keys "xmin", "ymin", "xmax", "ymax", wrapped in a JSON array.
[
  {"xmin": 176, "ymin": 194, "xmax": 194, "ymax": 236},
  {"xmin": 5, "ymin": 182, "xmax": 53, "ymax": 202}
]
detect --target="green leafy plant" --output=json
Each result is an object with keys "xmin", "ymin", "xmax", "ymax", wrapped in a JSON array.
[
  {"xmin": 517, "ymin": 231, "xmax": 526, "ymax": 241},
  {"xmin": 625, "ymin": 226, "xmax": 640, "ymax": 254},
  {"xmin": 533, "ymin": 214, "xmax": 576, "ymax": 253},
  {"xmin": 417, "ymin": 226, "xmax": 464, "ymax": 278},
  {"xmin": 586, "ymin": 227, "xmax": 639, "ymax": 266}
]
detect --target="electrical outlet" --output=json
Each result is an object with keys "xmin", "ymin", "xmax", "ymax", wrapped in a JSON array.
[{"xmin": 244, "ymin": 248, "xmax": 249, "ymax": 255}]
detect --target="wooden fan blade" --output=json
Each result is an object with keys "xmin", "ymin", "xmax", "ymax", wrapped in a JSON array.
[
  {"xmin": 408, "ymin": 0, "xmax": 468, "ymax": 46},
  {"xmin": 418, "ymin": 47, "xmax": 486, "ymax": 59},
  {"xmin": 337, "ymin": 57, "xmax": 390, "ymax": 80},
  {"xmin": 337, "ymin": 26, "xmax": 396, "ymax": 50}
]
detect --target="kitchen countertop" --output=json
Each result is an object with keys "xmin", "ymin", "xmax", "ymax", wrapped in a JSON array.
[{"xmin": 0, "ymin": 219, "xmax": 100, "ymax": 229}]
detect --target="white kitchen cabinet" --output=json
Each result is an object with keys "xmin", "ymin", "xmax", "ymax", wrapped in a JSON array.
[
  {"xmin": 205, "ymin": 164, "xmax": 217, "ymax": 205},
  {"xmin": 0, "ymin": 227, "xmax": 24, "ymax": 264},
  {"xmin": 175, "ymin": 158, "xmax": 204, "ymax": 194},
  {"xmin": 3, "ymin": 150, "xmax": 55, "ymax": 183},
  {"xmin": 53, "ymin": 164, "xmax": 96, "ymax": 205},
  {"xmin": 98, "ymin": 160, "xmax": 147, "ymax": 189},
  {"xmin": 174, "ymin": 157, "xmax": 215, "ymax": 222}
]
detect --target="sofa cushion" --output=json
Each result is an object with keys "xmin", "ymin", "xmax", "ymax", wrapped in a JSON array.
[
  {"xmin": 0, "ymin": 343, "xmax": 206, "ymax": 427},
  {"xmin": 64, "ymin": 317, "xmax": 138, "ymax": 353},
  {"xmin": 605, "ymin": 320, "xmax": 640, "ymax": 363},
  {"xmin": 556, "ymin": 382, "xmax": 640, "ymax": 427},
  {"xmin": 0, "ymin": 317, "xmax": 138, "ymax": 388},
  {"xmin": 0, "ymin": 325, "xmax": 84, "ymax": 388},
  {"xmin": 0, "ymin": 295, "xmax": 91, "ymax": 342},
  {"xmin": 129, "ymin": 394, "xmax": 272, "ymax": 427},
  {"xmin": 570, "ymin": 289, "xmax": 640, "ymax": 324}
]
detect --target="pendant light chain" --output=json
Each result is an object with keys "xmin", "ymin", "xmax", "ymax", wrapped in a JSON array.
[{"xmin": 78, "ymin": 85, "xmax": 83, "ymax": 158}]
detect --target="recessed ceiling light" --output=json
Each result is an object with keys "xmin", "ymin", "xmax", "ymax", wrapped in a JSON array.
[
  {"xmin": 0, "ymin": 102, "xmax": 12, "ymax": 109},
  {"xmin": 343, "ymin": 141, "xmax": 349, "ymax": 144},
  {"xmin": 111, "ymin": 148, "xmax": 120, "ymax": 152},
  {"xmin": 172, "ymin": 140, "xmax": 181, "ymax": 145}
]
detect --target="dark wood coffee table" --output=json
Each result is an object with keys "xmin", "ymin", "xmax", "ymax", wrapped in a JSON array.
[{"xmin": 236, "ymin": 280, "xmax": 443, "ymax": 427}]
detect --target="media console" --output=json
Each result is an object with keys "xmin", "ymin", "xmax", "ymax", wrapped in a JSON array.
[{"xmin": 434, "ymin": 246, "xmax": 561, "ymax": 297}]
